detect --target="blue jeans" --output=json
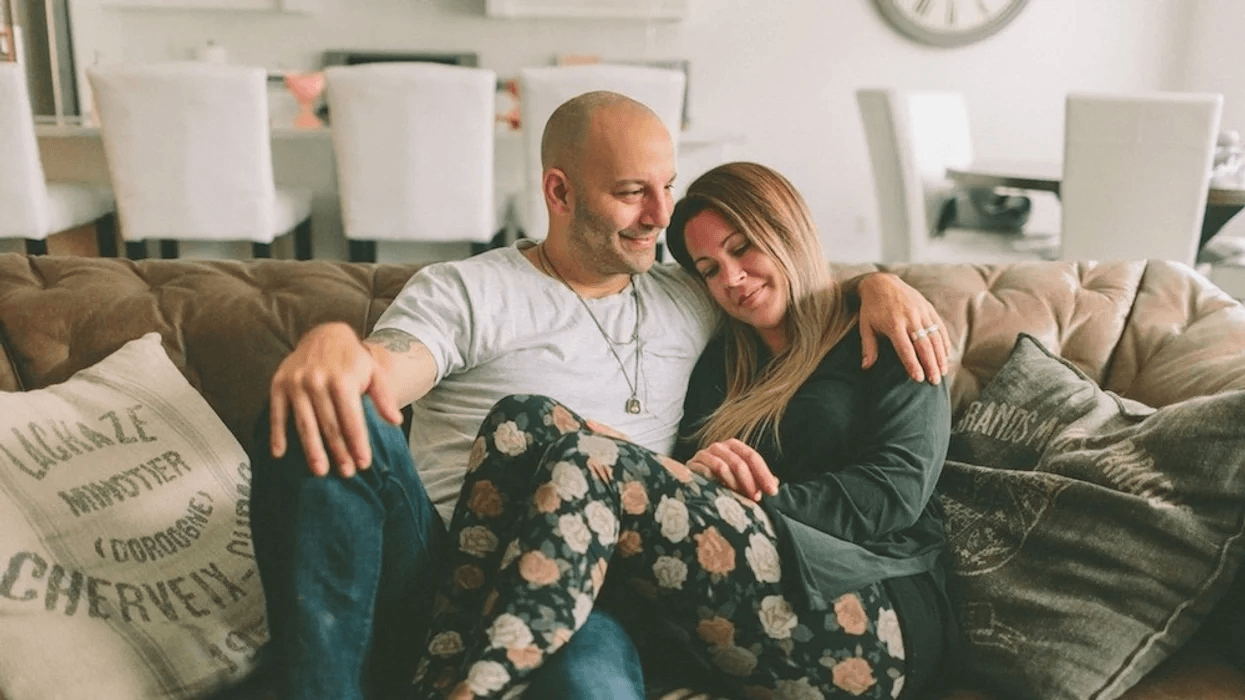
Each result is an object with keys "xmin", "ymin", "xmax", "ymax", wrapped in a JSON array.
[{"xmin": 250, "ymin": 399, "xmax": 645, "ymax": 699}]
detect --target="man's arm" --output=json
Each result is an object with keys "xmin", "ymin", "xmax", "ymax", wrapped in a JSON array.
[
  {"xmin": 845, "ymin": 272, "xmax": 950, "ymax": 384},
  {"xmin": 269, "ymin": 323, "xmax": 436, "ymax": 478},
  {"xmin": 363, "ymin": 328, "xmax": 438, "ymax": 407}
]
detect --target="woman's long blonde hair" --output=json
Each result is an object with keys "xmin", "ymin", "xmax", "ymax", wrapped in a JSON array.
[{"xmin": 667, "ymin": 162, "xmax": 858, "ymax": 451}]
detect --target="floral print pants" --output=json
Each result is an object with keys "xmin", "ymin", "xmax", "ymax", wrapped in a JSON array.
[{"xmin": 411, "ymin": 395, "xmax": 907, "ymax": 700}]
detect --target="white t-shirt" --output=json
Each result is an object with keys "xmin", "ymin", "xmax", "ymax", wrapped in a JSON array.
[{"xmin": 373, "ymin": 242, "xmax": 720, "ymax": 523}]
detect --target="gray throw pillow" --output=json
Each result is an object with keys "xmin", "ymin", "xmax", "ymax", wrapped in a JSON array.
[{"xmin": 940, "ymin": 333, "xmax": 1245, "ymax": 700}]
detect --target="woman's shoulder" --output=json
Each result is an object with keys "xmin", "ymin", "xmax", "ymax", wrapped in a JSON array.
[
  {"xmin": 820, "ymin": 324, "xmax": 913, "ymax": 382},
  {"xmin": 820, "ymin": 323, "xmax": 864, "ymax": 367},
  {"xmin": 692, "ymin": 331, "xmax": 730, "ymax": 372}
]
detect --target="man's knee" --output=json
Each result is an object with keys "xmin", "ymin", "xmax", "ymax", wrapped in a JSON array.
[
  {"xmin": 527, "ymin": 609, "xmax": 645, "ymax": 700},
  {"xmin": 252, "ymin": 399, "xmax": 403, "ymax": 478}
]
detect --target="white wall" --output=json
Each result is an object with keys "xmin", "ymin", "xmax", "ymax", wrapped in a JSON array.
[
  {"xmin": 62, "ymin": 0, "xmax": 1200, "ymax": 261},
  {"xmin": 1179, "ymin": 0, "xmax": 1245, "ymax": 241},
  {"xmin": 684, "ymin": 0, "xmax": 1196, "ymax": 259}
]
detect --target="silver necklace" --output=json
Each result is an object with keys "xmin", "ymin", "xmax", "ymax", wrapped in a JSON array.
[{"xmin": 539, "ymin": 243, "xmax": 643, "ymax": 414}]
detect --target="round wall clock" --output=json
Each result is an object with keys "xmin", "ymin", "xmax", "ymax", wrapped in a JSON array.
[{"xmin": 873, "ymin": 0, "xmax": 1030, "ymax": 48}]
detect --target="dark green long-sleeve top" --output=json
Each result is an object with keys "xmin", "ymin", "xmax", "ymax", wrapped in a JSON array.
[{"xmin": 674, "ymin": 325, "xmax": 952, "ymax": 611}]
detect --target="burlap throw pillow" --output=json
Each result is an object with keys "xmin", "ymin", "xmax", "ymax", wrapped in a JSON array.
[
  {"xmin": 0, "ymin": 333, "xmax": 266, "ymax": 700},
  {"xmin": 941, "ymin": 333, "xmax": 1245, "ymax": 700}
]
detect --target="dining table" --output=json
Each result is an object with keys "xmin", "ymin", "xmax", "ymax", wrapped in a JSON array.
[{"xmin": 945, "ymin": 159, "xmax": 1245, "ymax": 253}]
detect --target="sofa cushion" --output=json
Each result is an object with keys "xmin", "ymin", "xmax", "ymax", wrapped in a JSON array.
[
  {"xmin": 0, "ymin": 332, "xmax": 266, "ymax": 700},
  {"xmin": 939, "ymin": 333, "xmax": 1245, "ymax": 700}
]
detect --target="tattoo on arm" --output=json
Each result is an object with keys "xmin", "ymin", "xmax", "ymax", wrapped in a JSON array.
[{"xmin": 365, "ymin": 328, "xmax": 417, "ymax": 354}]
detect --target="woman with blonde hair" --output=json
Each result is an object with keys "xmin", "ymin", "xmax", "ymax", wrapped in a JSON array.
[
  {"xmin": 411, "ymin": 162, "xmax": 957, "ymax": 700},
  {"xmin": 667, "ymin": 161, "xmax": 959, "ymax": 697}
]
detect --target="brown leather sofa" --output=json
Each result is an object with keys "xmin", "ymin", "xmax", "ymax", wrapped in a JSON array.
[{"xmin": 2, "ymin": 253, "xmax": 1244, "ymax": 700}]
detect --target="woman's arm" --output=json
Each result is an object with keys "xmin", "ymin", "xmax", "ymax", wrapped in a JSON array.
[{"xmin": 763, "ymin": 344, "xmax": 951, "ymax": 543}]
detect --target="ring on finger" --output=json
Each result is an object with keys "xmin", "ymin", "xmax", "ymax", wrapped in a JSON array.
[
  {"xmin": 911, "ymin": 327, "xmax": 930, "ymax": 341},
  {"xmin": 923, "ymin": 324, "xmax": 939, "ymax": 335}
]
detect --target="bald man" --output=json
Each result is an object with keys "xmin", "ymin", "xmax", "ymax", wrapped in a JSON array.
[{"xmin": 251, "ymin": 91, "xmax": 950, "ymax": 700}]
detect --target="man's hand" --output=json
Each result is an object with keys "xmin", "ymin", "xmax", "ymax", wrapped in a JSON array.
[
  {"xmin": 856, "ymin": 272, "xmax": 950, "ymax": 384},
  {"xmin": 685, "ymin": 439, "xmax": 779, "ymax": 501},
  {"xmin": 269, "ymin": 322, "xmax": 403, "ymax": 478}
]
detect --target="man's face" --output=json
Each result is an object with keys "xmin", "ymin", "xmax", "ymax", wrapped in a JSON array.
[{"xmin": 566, "ymin": 109, "xmax": 676, "ymax": 277}]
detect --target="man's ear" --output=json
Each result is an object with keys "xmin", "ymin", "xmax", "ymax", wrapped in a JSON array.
[{"xmin": 543, "ymin": 168, "xmax": 573, "ymax": 217}]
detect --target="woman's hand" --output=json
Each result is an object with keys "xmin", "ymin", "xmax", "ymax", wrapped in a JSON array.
[{"xmin": 685, "ymin": 439, "xmax": 780, "ymax": 501}]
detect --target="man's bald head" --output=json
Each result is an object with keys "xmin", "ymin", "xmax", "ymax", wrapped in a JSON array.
[{"xmin": 540, "ymin": 91, "xmax": 664, "ymax": 181}]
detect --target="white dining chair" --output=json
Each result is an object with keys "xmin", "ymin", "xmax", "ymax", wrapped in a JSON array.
[
  {"xmin": 518, "ymin": 64, "xmax": 686, "ymax": 241},
  {"xmin": 324, "ymin": 62, "xmax": 497, "ymax": 262},
  {"xmin": 856, "ymin": 88, "xmax": 1053, "ymax": 264},
  {"xmin": 0, "ymin": 62, "xmax": 116, "ymax": 256},
  {"xmin": 1059, "ymin": 92, "xmax": 1222, "ymax": 266},
  {"xmin": 88, "ymin": 62, "xmax": 313, "ymax": 260},
  {"xmin": 1203, "ymin": 231, "xmax": 1245, "ymax": 299}
]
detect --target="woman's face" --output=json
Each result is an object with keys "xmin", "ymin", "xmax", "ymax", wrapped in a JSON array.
[{"xmin": 683, "ymin": 208, "xmax": 789, "ymax": 352}]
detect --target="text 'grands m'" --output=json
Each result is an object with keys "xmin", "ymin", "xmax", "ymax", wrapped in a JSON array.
[
  {"xmin": 952, "ymin": 400, "xmax": 1062, "ymax": 448},
  {"xmin": 1, "ymin": 404, "xmax": 158, "ymax": 481}
]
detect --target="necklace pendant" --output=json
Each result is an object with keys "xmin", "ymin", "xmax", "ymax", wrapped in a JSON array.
[{"xmin": 626, "ymin": 398, "xmax": 642, "ymax": 414}]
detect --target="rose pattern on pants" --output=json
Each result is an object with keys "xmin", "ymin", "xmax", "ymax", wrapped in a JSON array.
[{"xmin": 411, "ymin": 395, "xmax": 907, "ymax": 700}]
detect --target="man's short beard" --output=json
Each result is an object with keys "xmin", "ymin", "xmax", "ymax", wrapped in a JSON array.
[{"xmin": 575, "ymin": 213, "xmax": 654, "ymax": 276}]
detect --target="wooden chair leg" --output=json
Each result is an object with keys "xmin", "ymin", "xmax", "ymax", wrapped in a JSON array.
[
  {"xmin": 294, "ymin": 219, "xmax": 313, "ymax": 260},
  {"xmin": 252, "ymin": 242, "xmax": 273, "ymax": 258},
  {"xmin": 159, "ymin": 240, "xmax": 179, "ymax": 259},
  {"xmin": 348, "ymin": 240, "xmax": 376, "ymax": 263},
  {"xmin": 95, "ymin": 213, "xmax": 120, "ymax": 257},
  {"xmin": 25, "ymin": 239, "xmax": 48, "ymax": 256}
]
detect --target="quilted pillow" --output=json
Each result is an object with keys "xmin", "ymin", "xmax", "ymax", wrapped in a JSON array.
[
  {"xmin": 940, "ymin": 333, "xmax": 1245, "ymax": 700},
  {"xmin": 0, "ymin": 333, "xmax": 266, "ymax": 700}
]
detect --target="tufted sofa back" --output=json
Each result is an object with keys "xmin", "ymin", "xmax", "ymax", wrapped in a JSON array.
[
  {"xmin": 857, "ymin": 259, "xmax": 1245, "ymax": 411},
  {"xmin": 1, "ymin": 254, "xmax": 1244, "ymax": 460},
  {"xmin": 3, "ymin": 254, "xmax": 1245, "ymax": 700}
]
